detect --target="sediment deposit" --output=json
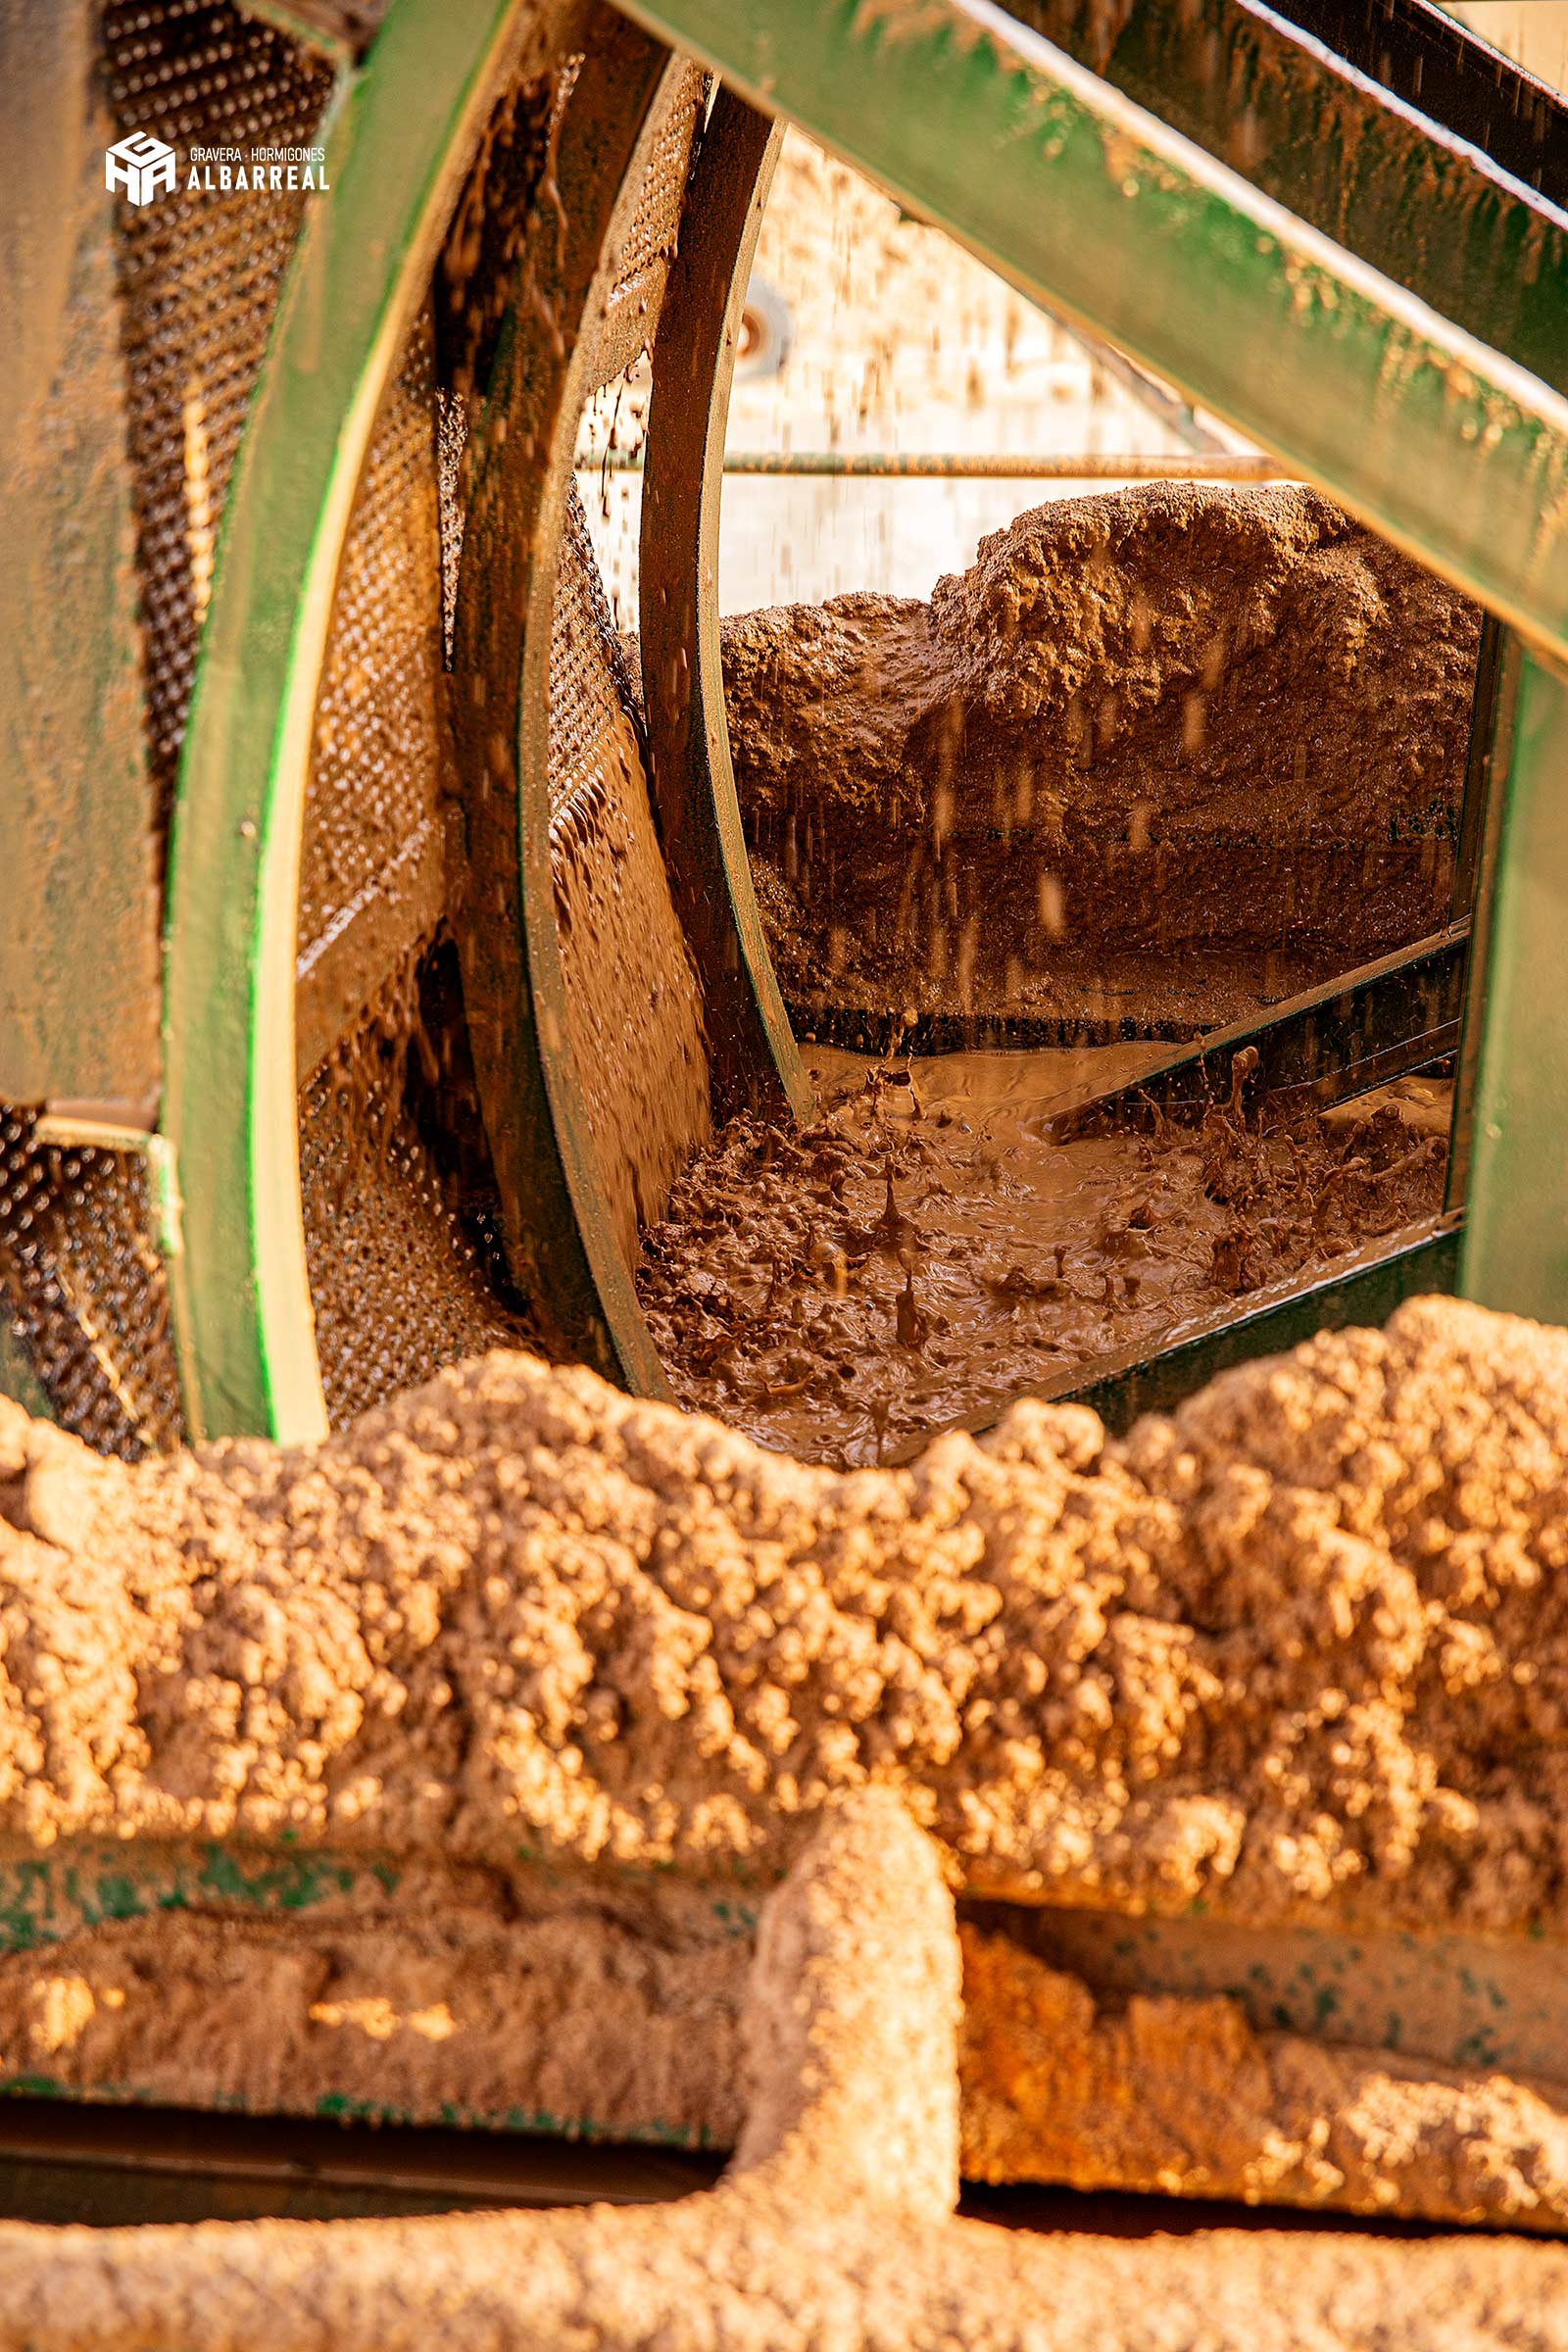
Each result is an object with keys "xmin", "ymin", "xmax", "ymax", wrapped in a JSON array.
[
  {"xmin": 637, "ymin": 1048, "xmax": 1447, "ymax": 1464},
  {"xmin": 721, "ymin": 483, "xmax": 1480, "ymax": 1030},
  {"xmin": 0, "ymin": 1293, "xmax": 1564, "ymax": 1940}
]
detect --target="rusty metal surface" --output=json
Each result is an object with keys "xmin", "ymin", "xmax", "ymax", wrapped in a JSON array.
[
  {"xmin": 0, "ymin": 0, "xmax": 158, "ymax": 1111},
  {"xmin": 639, "ymin": 90, "xmax": 811, "ymax": 1127}
]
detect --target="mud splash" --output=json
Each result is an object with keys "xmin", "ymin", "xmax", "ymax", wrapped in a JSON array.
[{"xmin": 638, "ymin": 1044, "xmax": 1448, "ymax": 1465}]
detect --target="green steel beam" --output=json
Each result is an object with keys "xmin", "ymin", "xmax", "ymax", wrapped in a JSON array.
[
  {"xmin": 1051, "ymin": 924, "xmax": 1468, "ymax": 1143},
  {"xmin": 618, "ymin": 0, "xmax": 1568, "ymax": 667},
  {"xmin": 1007, "ymin": 0, "xmax": 1568, "ymax": 399},
  {"xmin": 163, "ymin": 0, "xmax": 534, "ymax": 1444},
  {"xmin": 1457, "ymin": 648, "xmax": 1568, "ymax": 1322}
]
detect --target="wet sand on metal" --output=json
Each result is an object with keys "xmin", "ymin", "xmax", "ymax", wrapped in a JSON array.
[{"xmin": 638, "ymin": 1044, "xmax": 1448, "ymax": 1464}]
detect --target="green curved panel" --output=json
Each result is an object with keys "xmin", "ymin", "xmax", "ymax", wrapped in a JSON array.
[{"xmin": 162, "ymin": 0, "xmax": 533, "ymax": 1444}]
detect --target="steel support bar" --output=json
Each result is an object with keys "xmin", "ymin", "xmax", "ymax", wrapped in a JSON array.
[
  {"xmin": 604, "ymin": 452, "xmax": 1284, "ymax": 478},
  {"xmin": 1450, "ymin": 614, "xmax": 1509, "ymax": 925},
  {"xmin": 163, "ymin": 0, "xmax": 529, "ymax": 1443},
  {"xmin": 1006, "ymin": 0, "xmax": 1568, "ymax": 399},
  {"xmin": 1270, "ymin": 0, "xmax": 1568, "ymax": 203},
  {"xmin": 1457, "ymin": 648, "xmax": 1568, "ymax": 1322},
  {"xmin": 1051, "ymin": 924, "xmax": 1467, "ymax": 1141},
  {"xmin": 1446, "ymin": 636, "xmax": 1520, "ymax": 1216},
  {"xmin": 892, "ymin": 1214, "xmax": 1460, "ymax": 1455},
  {"xmin": 618, "ymin": 0, "xmax": 1568, "ymax": 665}
]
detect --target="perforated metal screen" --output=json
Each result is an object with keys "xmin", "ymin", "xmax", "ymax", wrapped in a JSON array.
[
  {"xmin": 3, "ymin": 15, "xmax": 717, "ymax": 1447},
  {"xmin": 296, "ymin": 283, "xmax": 535, "ymax": 1425},
  {"xmin": 0, "ymin": 0, "xmax": 334, "ymax": 1453}
]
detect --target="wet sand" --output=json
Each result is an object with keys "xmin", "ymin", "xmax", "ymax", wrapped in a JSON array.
[
  {"xmin": 723, "ymin": 485, "xmax": 1480, "ymax": 1032},
  {"xmin": 637, "ymin": 1044, "xmax": 1449, "ymax": 1464}
]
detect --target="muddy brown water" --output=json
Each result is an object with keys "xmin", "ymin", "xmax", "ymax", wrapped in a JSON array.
[{"xmin": 637, "ymin": 1045, "xmax": 1449, "ymax": 1465}]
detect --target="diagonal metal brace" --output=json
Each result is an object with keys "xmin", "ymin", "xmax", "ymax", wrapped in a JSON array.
[
  {"xmin": 1050, "ymin": 923, "xmax": 1468, "ymax": 1142},
  {"xmin": 614, "ymin": 0, "xmax": 1568, "ymax": 666}
]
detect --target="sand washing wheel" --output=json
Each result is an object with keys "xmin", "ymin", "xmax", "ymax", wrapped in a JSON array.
[
  {"xmin": 7, "ymin": 0, "xmax": 1568, "ymax": 2265},
  {"xmin": 6, "ymin": 0, "xmax": 1568, "ymax": 1458},
  {"xmin": 2, "ymin": 0, "xmax": 819, "ymax": 1454}
]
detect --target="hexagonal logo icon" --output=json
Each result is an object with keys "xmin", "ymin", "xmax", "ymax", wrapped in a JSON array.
[{"xmin": 105, "ymin": 131, "xmax": 177, "ymax": 207}]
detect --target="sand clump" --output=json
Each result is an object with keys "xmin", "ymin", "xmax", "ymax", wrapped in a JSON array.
[
  {"xmin": 721, "ymin": 482, "xmax": 1480, "ymax": 1029},
  {"xmin": 0, "ymin": 1293, "xmax": 1566, "ymax": 1941},
  {"xmin": 958, "ymin": 1923, "xmax": 1568, "ymax": 2229}
]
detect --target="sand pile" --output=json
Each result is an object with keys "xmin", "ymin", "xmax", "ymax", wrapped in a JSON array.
[
  {"xmin": 721, "ymin": 483, "xmax": 1479, "ymax": 1032},
  {"xmin": 0, "ymin": 1292, "xmax": 1563, "ymax": 1938},
  {"xmin": 4, "ymin": 1298, "xmax": 1568, "ymax": 2234}
]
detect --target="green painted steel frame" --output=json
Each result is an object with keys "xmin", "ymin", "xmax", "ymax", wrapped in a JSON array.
[
  {"xmin": 619, "ymin": 0, "xmax": 1568, "ymax": 666},
  {"xmin": 162, "ymin": 0, "xmax": 533, "ymax": 1443},
  {"xmin": 1457, "ymin": 648, "xmax": 1568, "ymax": 1316}
]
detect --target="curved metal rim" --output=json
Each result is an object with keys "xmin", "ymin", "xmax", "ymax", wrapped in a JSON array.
[
  {"xmin": 452, "ymin": 15, "xmax": 679, "ymax": 1396},
  {"xmin": 162, "ymin": 0, "xmax": 535, "ymax": 1444},
  {"xmin": 638, "ymin": 93, "xmax": 814, "ymax": 1129},
  {"xmin": 512, "ymin": 51, "xmax": 686, "ymax": 1394}
]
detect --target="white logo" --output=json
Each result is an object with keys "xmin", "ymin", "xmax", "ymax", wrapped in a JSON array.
[{"xmin": 105, "ymin": 131, "xmax": 177, "ymax": 207}]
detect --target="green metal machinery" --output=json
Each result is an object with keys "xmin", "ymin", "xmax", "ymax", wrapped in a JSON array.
[
  {"xmin": 0, "ymin": 0, "xmax": 1562, "ymax": 1473},
  {"xmin": 2, "ymin": 0, "xmax": 1566, "ymax": 1446}
]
